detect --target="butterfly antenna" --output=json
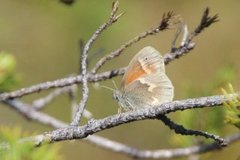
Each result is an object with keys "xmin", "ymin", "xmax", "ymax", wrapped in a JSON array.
[
  {"xmin": 100, "ymin": 84, "xmax": 115, "ymax": 91},
  {"xmin": 112, "ymin": 79, "xmax": 118, "ymax": 90}
]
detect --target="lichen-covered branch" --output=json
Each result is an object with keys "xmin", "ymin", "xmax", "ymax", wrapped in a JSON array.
[
  {"xmin": 30, "ymin": 94, "xmax": 230, "ymax": 146},
  {"xmin": 3, "ymin": 99, "xmax": 138, "ymax": 155},
  {"xmin": 2, "ymin": 97, "xmax": 240, "ymax": 159}
]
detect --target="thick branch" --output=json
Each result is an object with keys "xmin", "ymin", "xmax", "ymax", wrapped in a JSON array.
[
  {"xmin": 32, "ymin": 94, "xmax": 228, "ymax": 145},
  {"xmin": 3, "ymin": 96, "xmax": 239, "ymax": 159},
  {"xmin": 3, "ymin": 99, "xmax": 139, "ymax": 155}
]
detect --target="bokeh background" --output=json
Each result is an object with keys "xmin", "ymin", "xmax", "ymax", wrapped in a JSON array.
[{"xmin": 0, "ymin": 0, "xmax": 240, "ymax": 159}]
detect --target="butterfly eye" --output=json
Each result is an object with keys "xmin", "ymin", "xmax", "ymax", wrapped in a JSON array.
[
  {"xmin": 113, "ymin": 94, "xmax": 118, "ymax": 100},
  {"xmin": 113, "ymin": 91, "xmax": 119, "ymax": 100},
  {"xmin": 145, "ymin": 57, "xmax": 148, "ymax": 61}
]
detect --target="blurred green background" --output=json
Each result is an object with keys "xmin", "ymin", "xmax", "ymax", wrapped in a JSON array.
[{"xmin": 0, "ymin": 0, "xmax": 240, "ymax": 159}]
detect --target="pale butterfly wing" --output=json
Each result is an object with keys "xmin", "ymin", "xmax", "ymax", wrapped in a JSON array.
[
  {"xmin": 120, "ymin": 46, "xmax": 174, "ymax": 110},
  {"xmin": 121, "ymin": 46, "xmax": 165, "ymax": 89},
  {"xmin": 123, "ymin": 72, "xmax": 174, "ymax": 109}
]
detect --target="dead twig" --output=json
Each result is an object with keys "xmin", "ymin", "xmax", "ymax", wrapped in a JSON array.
[
  {"xmin": 164, "ymin": 7, "xmax": 219, "ymax": 64},
  {"xmin": 70, "ymin": 0, "xmax": 124, "ymax": 126},
  {"xmin": 91, "ymin": 12, "xmax": 176, "ymax": 74},
  {"xmin": 157, "ymin": 114, "xmax": 226, "ymax": 146},
  {"xmin": 32, "ymin": 86, "xmax": 75, "ymax": 110}
]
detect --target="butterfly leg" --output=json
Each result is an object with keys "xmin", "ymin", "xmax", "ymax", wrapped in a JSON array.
[{"xmin": 118, "ymin": 107, "xmax": 123, "ymax": 114}]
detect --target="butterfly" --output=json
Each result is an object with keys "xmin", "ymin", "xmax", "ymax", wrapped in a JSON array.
[{"xmin": 113, "ymin": 46, "xmax": 174, "ymax": 112}]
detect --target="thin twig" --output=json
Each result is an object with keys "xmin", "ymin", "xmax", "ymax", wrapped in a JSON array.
[
  {"xmin": 79, "ymin": 39, "xmax": 85, "ymax": 73},
  {"xmin": 4, "ymin": 99, "xmax": 66, "ymax": 127},
  {"xmin": 157, "ymin": 115, "xmax": 226, "ymax": 146},
  {"xmin": 70, "ymin": 48, "xmax": 88, "ymax": 125},
  {"xmin": 0, "ymin": 69, "xmax": 125, "ymax": 101},
  {"xmin": 91, "ymin": 12, "xmax": 176, "ymax": 74},
  {"xmin": 70, "ymin": 0, "xmax": 123, "ymax": 126},
  {"xmin": 32, "ymin": 81, "xmax": 92, "ymax": 119},
  {"xmin": 67, "ymin": 84, "xmax": 93, "ymax": 119},
  {"xmin": 164, "ymin": 7, "xmax": 219, "ymax": 65},
  {"xmin": 188, "ymin": 7, "xmax": 219, "ymax": 41},
  {"xmin": 32, "ymin": 86, "xmax": 74, "ymax": 110},
  {"xmin": 171, "ymin": 23, "xmax": 184, "ymax": 49},
  {"xmin": 67, "ymin": 84, "xmax": 79, "ymax": 120},
  {"xmin": 67, "ymin": 84, "xmax": 78, "ymax": 119}
]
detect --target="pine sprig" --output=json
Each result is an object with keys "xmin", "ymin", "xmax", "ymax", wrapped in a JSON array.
[{"xmin": 221, "ymin": 83, "xmax": 240, "ymax": 129}]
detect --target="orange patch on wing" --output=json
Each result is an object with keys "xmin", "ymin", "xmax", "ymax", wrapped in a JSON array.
[
  {"xmin": 124, "ymin": 67, "xmax": 146, "ymax": 85},
  {"xmin": 122, "ymin": 62, "xmax": 157, "ymax": 87}
]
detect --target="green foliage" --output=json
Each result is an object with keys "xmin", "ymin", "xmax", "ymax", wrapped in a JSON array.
[
  {"xmin": 213, "ymin": 64, "xmax": 236, "ymax": 89},
  {"xmin": 171, "ymin": 65, "xmax": 236, "ymax": 146},
  {"xmin": 0, "ymin": 127, "xmax": 63, "ymax": 160},
  {"xmin": 0, "ymin": 51, "xmax": 20, "ymax": 91},
  {"xmin": 221, "ymin": 83, "xmax": 240, "ymax": 129}
]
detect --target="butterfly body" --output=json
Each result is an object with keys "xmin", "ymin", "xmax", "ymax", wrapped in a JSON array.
[{"xmin": 113, "ymin": 46, "xmax": 174, "ymax": 112}]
